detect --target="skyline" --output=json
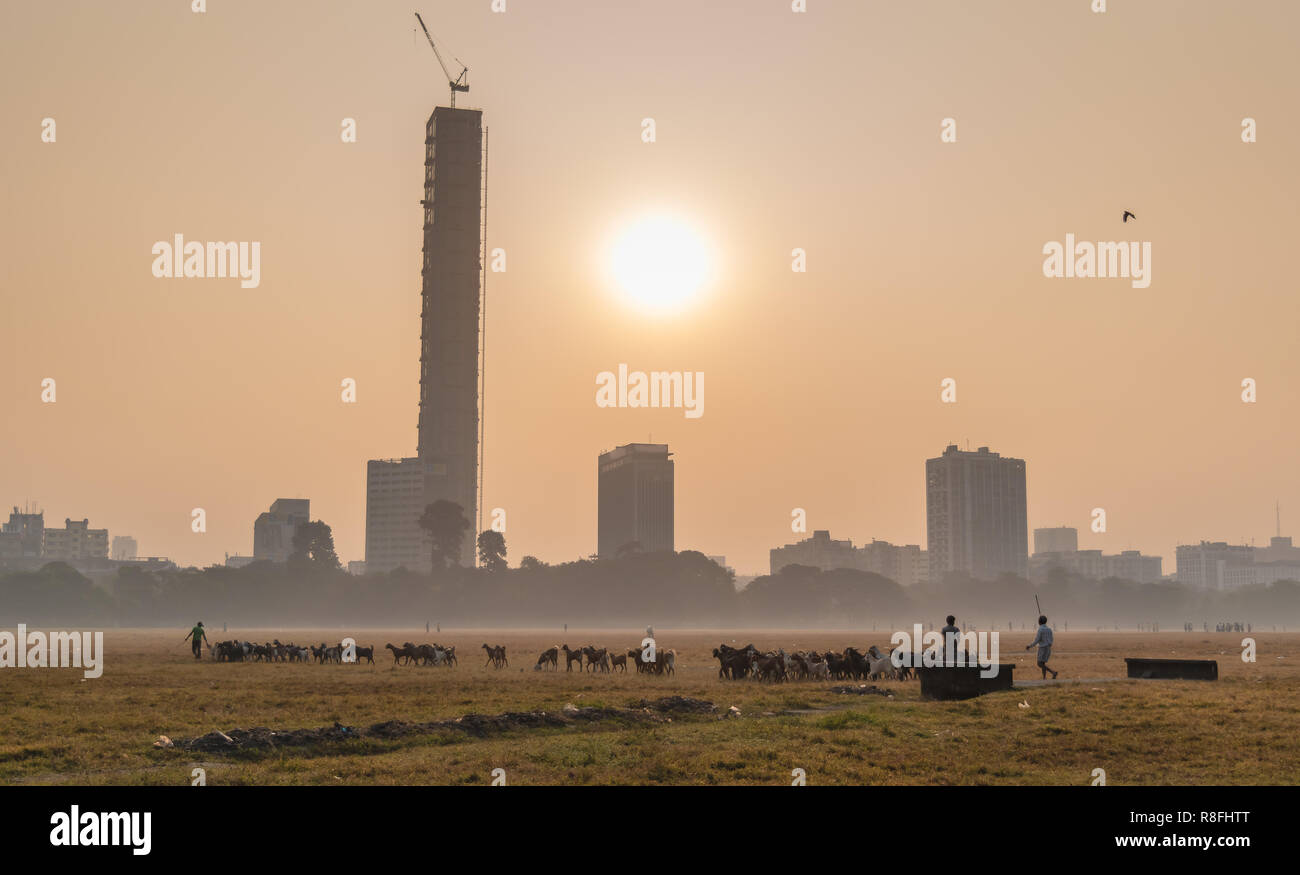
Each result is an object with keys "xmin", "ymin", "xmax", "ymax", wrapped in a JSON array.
[
  {"xmin": 6, "ymin": 437, "xmax": 1297, "ymax": 576},
  {"xmin": 2, "ymin": 1, "xmax": 1298, "ymax": 572}
]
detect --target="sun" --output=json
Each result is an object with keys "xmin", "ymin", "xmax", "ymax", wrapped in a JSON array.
[{"xmin": 608, "ymin": 215, "xmax": 711, "ymax": 313}]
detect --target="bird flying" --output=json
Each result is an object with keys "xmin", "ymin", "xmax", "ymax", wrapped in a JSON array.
[{"xmin": 1122, "ymin": 210, "xmax": 1136, "ymax": 222}]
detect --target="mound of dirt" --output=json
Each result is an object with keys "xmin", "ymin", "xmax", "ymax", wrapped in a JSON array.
[
  {"xmin": 827, "ymin": 684, "xmax": 892, "ymax": 696},
  {"xmin": 171, "ymin": 698, "xmax": 718, "ymax": 752},
  {"xmin": 633, "ymin": 695, "xmax": 717, "ymax": 714}
]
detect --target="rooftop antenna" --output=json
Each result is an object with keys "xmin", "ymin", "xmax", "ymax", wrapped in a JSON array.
[{"xmin": 414, "ymin": 12, "xmax": 470, "ymax": 108}]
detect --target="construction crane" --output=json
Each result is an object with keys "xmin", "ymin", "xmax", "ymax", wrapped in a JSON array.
[{"xmin": 414, "ymin": 12, "xmax": 469, "ymax": 108}]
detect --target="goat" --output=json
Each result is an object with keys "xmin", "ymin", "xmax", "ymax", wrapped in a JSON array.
[
  {"xmin": 482, "ymin": 643, "xmax": 507, "ymax": 668},
  {"xmin": 535, "ymin": 646, "xmax": 559, "ymax": 671},
  {"xmin": 385, "ymin": 642, "xmax": 415, "ymax": 665}
]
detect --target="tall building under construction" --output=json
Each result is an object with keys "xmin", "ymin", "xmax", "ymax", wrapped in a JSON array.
[{"xmin": 366, "ymin": 106, "xmax": 483, "ymax": 573}]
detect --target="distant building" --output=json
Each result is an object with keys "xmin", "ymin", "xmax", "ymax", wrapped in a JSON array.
[
  {"xmin": 347, "ymin": 560, "xmax": 367, "ymax": 576},
  {"xmin": 1034, "ymin": 526, "xmax": 1078, "ymax": 554},
  {"xmin": 705, "ymin": 555, "xmax": 735, "ymax": 576},
  {"xmin": 926, "ymin": 445, "xmax": 1028, "ymax": 581},
  {"xmin": 1258, "ymin": 535, "xmax": 1300, "ymax": 564},
  {"xmin": 253, "ymin": 499, "xmax": 310, "ymax": 563},
  {"xmin": 859, "ymin": 539, "xmax": 930, "ymax": 587},
  {"xmin": 111, "ymin": 535, "xmax": 138, "ymax": 561},
  {"xmin": 112, "ymin": 556, "xmax": 177, "ymax": 573},
  {"xmin": 598, "ymin": 443, "xmax": 674, "ymax": 558},
  {"xmin": 771, "ymin": 530, "xmax": 858, "ymax": 574},
  {"xmin": 1030, "ymin": 548, "xmax": 1162, "ymax": 583},
  {"xmin": 43, "ymin": 518, "xmax": 109, "ymax": 562},
  {"xmin": 0, "ymin": 506, "xmax": 45, "ymax": 558},
  {"xmin": 365, "ymin": 458, "xmax": 433, "ymax": 574},
  {"xmin": 224, "ymin": 554, "xmax": 256, "ymax": 569},
  {"xmin": 769, "ymin": 530, "xmax": 927, "ymax": 585},
  {"xmin": 1176, "ymin": 539, "xmax": 1300, "ymax": 590}
]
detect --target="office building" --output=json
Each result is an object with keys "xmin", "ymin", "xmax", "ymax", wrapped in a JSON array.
[
  {"xmin": 43, "ymin": 518, "xmax": 109, "ymax": 562},
  {"xmin": 1034, "ymin": 526, "xmax": 1079, "ymax": 555},
  {"xmin": 366, "ymin": 457, "xmax": 434, "ymax": 573},
  {"xmin": 926, "ymin": 445, "xmax": 1028, "ymax": 581},
  {"xmin": 598, "ymin": 443, "xmax": 674, "ymax": 558}
]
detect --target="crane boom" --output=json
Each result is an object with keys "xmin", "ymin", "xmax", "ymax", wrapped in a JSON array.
[{"xmin": 414, "ymin": 12, "xmax": 469, "ymax": 107}]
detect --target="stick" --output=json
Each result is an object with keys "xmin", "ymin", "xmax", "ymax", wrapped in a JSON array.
[{"xmin": 1035, "ymin": 594, "xmax": 1042, "ymax": 618}]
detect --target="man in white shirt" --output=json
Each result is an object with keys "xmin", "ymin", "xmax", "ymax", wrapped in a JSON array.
[{"xmin": 1025, "ymin": 615, "xmax": 1058, "ymax": 679}]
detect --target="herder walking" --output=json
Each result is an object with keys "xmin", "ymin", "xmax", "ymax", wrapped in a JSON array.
[
  {"xmin": 1026, "ymin": 615, "xmax": 1058, "ymax": 679},
  {"xmin": 184, "ymin": 621, "xmax": 209, "ymax": 660}
]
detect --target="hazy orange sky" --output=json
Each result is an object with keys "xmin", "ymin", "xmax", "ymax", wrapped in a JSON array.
[{"xmin": 2, "ymin": 1, "xmax": 1297, "ymax": 573}]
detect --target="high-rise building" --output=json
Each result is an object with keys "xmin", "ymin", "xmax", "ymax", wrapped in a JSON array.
[
  {"xmin": 598, "ymin": 443, "xmax": 674, "ymax": 558},
  {"xmin": 1034, "ymin": 526, "xmax": 1078, "ymax": 554},
  {"xmin": 367, "ymin": 104, "xmax": 483, "ymax": 571},
  {"xmin": 365, "ymin": 457, "xmax": 433, "ymax": 573},
  {"xmin": 253, "ymin": 498, "xmax": 310, "ymax": 563},
  {"xmin": 926, "ymin": 444, "xmax": 1028, "ymax": 581},
  {"xmin": 417, "ymin": 105, "xmax": 482, "ymax": 567}
]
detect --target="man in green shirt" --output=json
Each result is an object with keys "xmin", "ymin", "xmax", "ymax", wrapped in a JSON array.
[{"xmin": 184, "ymin": 622, "xmax": 209, "ymax": 660}]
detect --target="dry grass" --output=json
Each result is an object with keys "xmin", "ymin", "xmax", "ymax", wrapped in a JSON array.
[{"xmin": 1, "ymin": 628, "xmax": 1296, "ymax": 785}]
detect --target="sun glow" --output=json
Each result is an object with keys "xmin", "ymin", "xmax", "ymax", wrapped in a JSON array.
[{"xmin": 608, "ymin": 215, "xmax": 711, "ymax": 313}]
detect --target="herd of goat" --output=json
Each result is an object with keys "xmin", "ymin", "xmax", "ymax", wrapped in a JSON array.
[
  {"xmin": 209, "ymin": 639, "xmax": 376, "ymax": 664},
  {"xmin": 531, "ymin": 643, "xmax": 677, "ymax": 675},
  {"xmin": 713, "ymin": 643, "xmax": 914, "ymax": 682},
  {"xmin": 205, "ymin": 638, "xmax": 913, "ymax": 682}
]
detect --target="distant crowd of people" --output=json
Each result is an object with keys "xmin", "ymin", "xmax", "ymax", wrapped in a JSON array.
[{"xmin": 1176, "ymin": 621, "xmax": 1252, "ymax": 632}]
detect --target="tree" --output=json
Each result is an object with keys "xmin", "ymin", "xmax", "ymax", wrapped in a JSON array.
[
  {"xmin": 418, "ymin": 500, "xmax": 470, "ymax": 571},
  {"xmin": 290, "ymin": 520, "xmax": 340, "ymax": 568},
  {"xmin": 519, "ymin": 555, "xmax": 547, "ymax": 571},
  {"xmin": 477, "ymin": 529, "xmax": 507, "ymax": 571}
]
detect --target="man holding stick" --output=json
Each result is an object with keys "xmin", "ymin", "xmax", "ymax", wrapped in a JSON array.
[{"xmin": 1026, "ymin": 614, "xmax": 1058, "ymax": 679}]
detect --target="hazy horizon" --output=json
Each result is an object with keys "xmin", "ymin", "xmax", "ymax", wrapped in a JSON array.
[{"xmin": 3, "ymin": 0, "xmax": 1298, "ymax": 573}]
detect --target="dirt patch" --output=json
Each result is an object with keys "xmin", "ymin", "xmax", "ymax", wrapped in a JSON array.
[
  {"xmin": 827, "ymin": 684, "xmax": 892, "ymax": 696},
  {"xmin": 631, "ymin": 695, "xmax": 717, "ymax": 714},
  {"xmin": 172, "ymin": 699, "xmax": 717, "ymax": 753}
]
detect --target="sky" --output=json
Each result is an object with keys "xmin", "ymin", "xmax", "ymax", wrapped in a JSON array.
[{"xmin": 2, "ymin": 0, "xmax": 1298, "ymax": 574}]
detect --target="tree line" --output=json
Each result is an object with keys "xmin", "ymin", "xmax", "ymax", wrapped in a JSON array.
[{"xmin": 2, "ymin": 501, "xmax": 1299, "ymax": 627}]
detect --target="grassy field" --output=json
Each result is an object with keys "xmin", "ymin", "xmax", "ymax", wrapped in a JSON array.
[{"xmin": 1, "ymin": 628, "xmax": 1296, "ymax": 785}]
